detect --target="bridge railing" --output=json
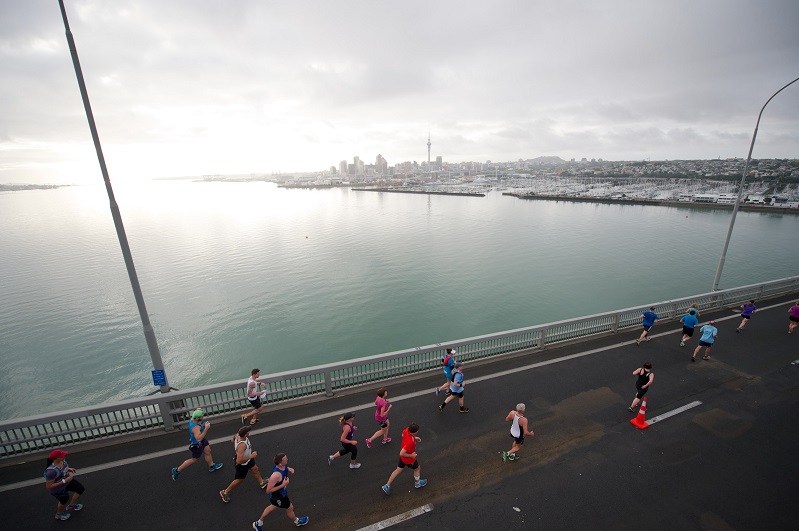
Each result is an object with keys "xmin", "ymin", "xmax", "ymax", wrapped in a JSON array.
[{"xmin": 1, "ymin": 275, "xmax": 797, "ymax": 458}]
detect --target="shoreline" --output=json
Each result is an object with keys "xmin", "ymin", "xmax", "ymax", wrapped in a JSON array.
[
  {"xmin": 503, "ymin": 192, "xmax": 799, "ymax": 214},
  {"xmin": 352, "ymin": 187, "xmax": 485, "ymax": 197}
]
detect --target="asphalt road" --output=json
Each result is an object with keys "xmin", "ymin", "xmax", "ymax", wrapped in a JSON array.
[{"xmin": 2, "ymin": 296, "xmax": 798, "ymax": 530}]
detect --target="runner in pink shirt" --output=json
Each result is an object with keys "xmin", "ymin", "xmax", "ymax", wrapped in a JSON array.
[{"xmin": 366, "ymin": 388, "xmax": 392, "ymax": 448}]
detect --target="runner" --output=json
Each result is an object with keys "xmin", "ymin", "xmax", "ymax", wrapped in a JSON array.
[
  {"xmin": 628, "ymin": 362, "xmax": 654, "ymax": 411},
  {"xmin": 327, "ymin": 412, "xmax": 361, "ymax": 469},
  {"xmin": 502, "ymin": 403, "xmax": 534, "ymax": 462},
  {"xmin": 679, "ymin": 308, "xmax": 699, "ymax": 347},
  {"xmin": 692, "ymin": 321, "xmax": 718, "ymax": 361},
  {"xmin": 438, "ymin": 363, "xmax": 469, "ymax": 413},
  {"xmin": 366, "ymin": 388, "xmax": 392, "ymax": 448},
  {"xmin": 636, "ymin": 307, "xmax": 658, "ymax": 345},
  {"xmin": 736, "ymin": 300, "xmax": 757, "ymax": 332},
  {"xmin": 435, "ymin": 348, "xmax": 456, "ymax": 396},
  {"xmin": 44, "ymin": 449, "xmax": 85, "ymax": 521},
  {"xmin": 171, "ymin": 409, "xmax": 223, "ymax": 480},
  {"xmin": 381, "ymin": 423, "xmax": 427, "ymax": 495},
  {"xmin": 789, "ymin": 301, "xmax": 799, "ymax": 334},
  {"xmin": 219, "ymin": 426, "xmax": 267, "ymax": 503},
  {"xmin": 252, "ymin": 453, "xmax": 309, "ymax": 529},
  {"xmin": 243, "ymin": 368, "xmax": 268, "ymax": 425}
]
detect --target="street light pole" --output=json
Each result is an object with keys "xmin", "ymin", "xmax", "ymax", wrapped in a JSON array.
[
  {"xmin": 711, "ymin": 76, "xmax": 799, "ymax": 291},
  {"xmin": 58, "ymin": 0, "xmax": 173, "ymax": 392}
]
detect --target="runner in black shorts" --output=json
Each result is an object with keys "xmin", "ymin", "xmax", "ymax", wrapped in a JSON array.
[
  {"xmin": 327, "ymin": 412, "xmax": 361, "ymax": 469},
  {"xmin": 252, "ymin": 453, "xmax": 309, "ymax": 530},
  {"xmin": 243, "ymin": 369, "xmax": 267, "ymax": 425},
  {"xmin": 219, "ymin": 426, "xmax": 266, "ymax": 503},
  {"xmin": 381, "ymin": 423, "xmax": 427, "ymax": 495},
  {"xmin": 503, "ymin": 403, "xmax": 534, "ymax": 461},
  {"xmin": 629, "ymin": 362, "xmax": 654, "ymax": 411},
  {"xmin": 439, "ymin": 363, "xmax": 469, "ymax": 413}
]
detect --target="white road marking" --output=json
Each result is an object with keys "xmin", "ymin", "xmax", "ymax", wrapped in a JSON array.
[
  {"xmin": 355, "ymin": 504, "xmax": 433, "ymax": 531},
  {"xmin": 646, "ymin": 401, "xmax": 703, "ymax": 425}
]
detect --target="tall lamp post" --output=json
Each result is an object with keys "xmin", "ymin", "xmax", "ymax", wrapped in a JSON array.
[
  {"xmin": 711, "ymin": 76, "xmax": 799, "ymax": 291},
  {"xmin": 58, "ymin": 0, "xmax": 173, "ymax": 393}
]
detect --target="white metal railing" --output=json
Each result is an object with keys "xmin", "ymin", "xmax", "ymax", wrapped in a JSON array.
[{"xmin": 1, "ymin": 275, "xmax": 797, "ymax": 458}]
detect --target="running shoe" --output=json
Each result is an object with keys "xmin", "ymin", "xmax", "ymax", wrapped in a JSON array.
[
  {"xmin": 253, "ymin": 521, "xmax": 263, "ymax": 531},
  {"xmin": 438, "ymin": 405, "xmax": 444, "ymax": 412},
  {"xmin": 241, "ymin": 414, "xmax": 247, "ymax": 425},
  {"xmin": 219, "ymin": 490, "xmax": 230, "ymax": 503},
  {"xmin": 295, "ymin": 516, "xmax": 309, "ymax": 526},
  {"xmin": 365, "ymin": 438, "xmax": 372, "ymax": 449},
  {"xmin": 382, "ymin": 484, "xmax": 391, "ymax": 495},
  {"xmin": 328, "ymin": 455, "xmax": 334, "ymax": 465},
  {"xmin": 508, "ymin": 454, "xmax": 518, "ymax": 461},
  {"xmin": 55, "ymin": 512, "xmax": 71, "ymax": 521},
  {"xmin": 635, "ymin": 339, "xmax": 640, "ymax": 345},
  {"xmin": 502, "ymin": 451, "xmax": 508, "ymax": 462},
  {"xmin": 381, "ymin": 437, "xmax": 392, "ymax": 445},
  {"xmin": 679, "ymin": 341, "xmax": 685, "ymax": 347},
  {"xmin": 259, "ymin": 479, "xmax": 268, "ymax": 489},
  {"xmin": 459, "ymin": 407, "xmax": 470, "ymax": 413},
  {"xmin": 171, "ymin": 467, "xmax": 180, "ymax": 481},
  {"xmin": 415, "ymin": 479, "xmax": 427, "ymax": 488},
  {"xmin": 67, "ymin": 503, "xmax": 83, "ymax": 511},
  {"xmin": 349, "ymin": 462, "xmax": 362, "ymax": 469},
  {"xmin": 209, "ymin": 462, "xmax": 224, "ymax": 472}
]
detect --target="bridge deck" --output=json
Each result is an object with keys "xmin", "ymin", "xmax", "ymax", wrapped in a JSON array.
[{"xmin": 2, "ymin": 295, "xmax": 798, "ymax": 530}]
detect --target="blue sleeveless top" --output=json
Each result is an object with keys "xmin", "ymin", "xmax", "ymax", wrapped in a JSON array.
[
  {"xmin": 189, "ymin": 420, "xmax": 201, "ymax": 444},
  {"xmin": 271, "ymin": 465, "xmax": 288, "ymax": 498}
]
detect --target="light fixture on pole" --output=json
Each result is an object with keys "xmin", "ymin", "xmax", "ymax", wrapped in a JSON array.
[{"xmin": 711, "ymin": 76, "xmax": 799, "ymax": 292}]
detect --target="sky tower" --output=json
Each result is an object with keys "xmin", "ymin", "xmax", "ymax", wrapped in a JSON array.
[{"xmin": 427, "ymin": 131, "xmax": 431, "ymax": 172}]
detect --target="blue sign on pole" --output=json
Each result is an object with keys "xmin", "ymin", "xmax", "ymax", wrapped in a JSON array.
[{"xmin": 152, "ymin": 370, "xmax": 167, "ymax": 387}]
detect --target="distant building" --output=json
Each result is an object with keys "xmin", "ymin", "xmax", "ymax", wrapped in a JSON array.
[
  {"xmin": 375, "ymin": 154, "xmax": 388, "ymax": 175},
  {"xmin": 693, "ymin": 194, "xmax": 718, "ymax": 203}
]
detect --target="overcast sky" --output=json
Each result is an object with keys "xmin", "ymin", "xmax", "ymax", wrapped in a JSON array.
[{"xmin": 2, "ymin": 1, "xmax": 798, "ymax": 184}]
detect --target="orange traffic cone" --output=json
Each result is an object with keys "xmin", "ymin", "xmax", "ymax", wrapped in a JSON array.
[{"xmin": 630, "ymin": 397, "xmax": 649, "ymax": 430}]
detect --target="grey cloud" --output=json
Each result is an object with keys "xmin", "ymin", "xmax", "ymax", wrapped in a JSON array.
[{"xmin": 1, "ymin": 0, "xmax": 798, "ymax": 183}]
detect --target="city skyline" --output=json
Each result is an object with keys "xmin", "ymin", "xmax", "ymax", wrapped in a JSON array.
[{"xmin": 2, "ymin": 1, "xmax": 798, "ymax": 185}]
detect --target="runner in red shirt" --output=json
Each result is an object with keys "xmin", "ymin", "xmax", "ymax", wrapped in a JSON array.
[{"xmin": 381, "ymin": 424, "xmax": 427, "ymax": 495}]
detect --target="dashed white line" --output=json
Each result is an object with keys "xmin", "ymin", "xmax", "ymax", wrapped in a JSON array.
[
  {"xmin": 355, "ymin": 504, "xmax": 433, "ymax": 531},
  {"xmin": 646, "ymin": 401, "xmax": 703, "ymax": 425}
]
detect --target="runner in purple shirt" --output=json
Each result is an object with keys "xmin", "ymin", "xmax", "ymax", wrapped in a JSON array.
[
  {"xmin": 736, "ymin": 300, "xmax": 757, "ymax": 333},
  {"xmin": 788, "ymin": 301, "xmax": 799, "ymax": 334}
]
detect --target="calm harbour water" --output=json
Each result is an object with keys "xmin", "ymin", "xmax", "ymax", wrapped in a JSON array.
[{"xmin": 0, "ymin": 181, "xmax": 796, "ymax": 420}]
